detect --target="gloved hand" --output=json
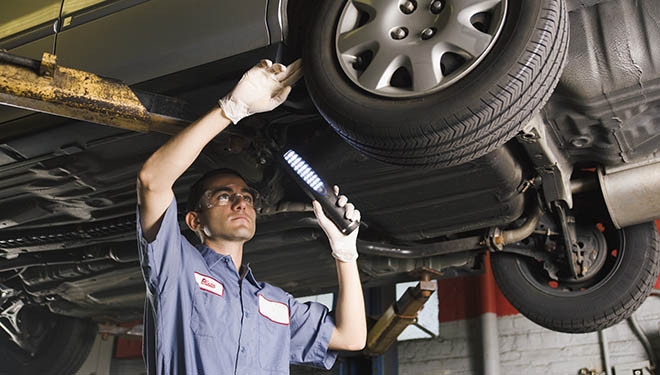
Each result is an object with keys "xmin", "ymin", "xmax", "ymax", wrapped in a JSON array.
[
  {"xmin": 219, "ymin": 58, "xmax": 303, "ymax": 124},
  {"xmin": 312, "ymin": 186, "xmax": 360, "ymax": 263}
]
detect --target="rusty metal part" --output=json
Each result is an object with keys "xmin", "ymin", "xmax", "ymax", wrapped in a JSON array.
[
  {"xmin": 365, "ymin": 280, "xmax": 436, "ymax": 355},
  {"xmin": 501, "ymin": 201, "xmax": 543, "ymax": 245},
  {"xmin": 0, "ymin": 51, "xmax": 193, "ymax": 135},
  {"xmin": 488, "ymin": 199, "xmax": 543, "ymax": 251},
  {"xmin": 39, "ymin": 52, "xmax": 57, "ymax": 77}
]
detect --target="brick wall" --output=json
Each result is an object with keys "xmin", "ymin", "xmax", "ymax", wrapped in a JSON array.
[
  {"xmin": 398, "ymin": 296, "xmax": 660, "ymax": 375},
  {"xmin": 291, "ymin": 279, "xmax": 660, "ymax": 375}
]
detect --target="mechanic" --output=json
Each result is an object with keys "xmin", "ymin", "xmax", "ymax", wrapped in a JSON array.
[{"xmin": 136, "ymin": 59, "xmax": 367, "ymax": 374}]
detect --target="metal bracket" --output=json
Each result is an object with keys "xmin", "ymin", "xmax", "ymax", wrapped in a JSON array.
[
  {"xmin": 0, "ymin": 284, "xmax": 16, "ymax": 306},
  {"xmin": 553, "ymin": 201, "xmax": 583, "ymax": 279},
  {"xmin": 518, "ymin": 115, "xmax": 574, "ymax": 208},
  {"xmin": 498, "ymin": 244, "xmax": 555, "ymax": 264},
  {"xmin": 0, "ymin": 299, "xmax": 35, "ymax": 354},
  {"xmin": 39, "ymin": 52, "xmax": 57, "ymax": 77}
]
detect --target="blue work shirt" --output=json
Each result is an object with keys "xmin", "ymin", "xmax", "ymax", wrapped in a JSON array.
[{"xmin": 137, "ymin": 197, "xmax": 338, "ymax": 374}]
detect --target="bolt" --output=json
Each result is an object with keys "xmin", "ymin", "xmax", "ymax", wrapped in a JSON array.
[
  {"xmin": 352, "ymin": 56, "xmax": 365, "ymax": 70},
  {"xmin": 391, "ymin": 27, "xmax": 409, "ymax": 40},
  {"xmin": 493, "ymin": 234, "xmax": 504, "ymax": 246},
  {"xmin": 259, "ymin": 157, "xmax": 267, "ymax": 165},
  {"xmin": 400, "ymin": 0, "xmax": 416, "ymax": 14},
  {"xmin": 430, "ymin": 0, "xmax": 444, "ymax": 14},
  {"xmin": 570, "ymin": 136, "xmax": 591, "ymax": 148},
  {"xmin": 421, "ymin": 27, "xmax": 436, "ymax": 40}
]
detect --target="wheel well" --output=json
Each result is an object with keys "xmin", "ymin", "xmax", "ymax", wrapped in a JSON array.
[{"xmin": 285, "ymin": 0, "xmax": 316, "ymax": 56}]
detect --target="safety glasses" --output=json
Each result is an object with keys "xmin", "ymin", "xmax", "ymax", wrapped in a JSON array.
[{"xmin": 197, "ymin": 187, "xmax": 261, "ymax": 210}]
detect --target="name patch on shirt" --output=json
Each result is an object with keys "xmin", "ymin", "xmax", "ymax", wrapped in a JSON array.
[
  {"xmin": 194, "ymin": 272, "xmax": 224, "ymax": 297},
  {"xmin": 258, "ymin": 294, "xmax": 290, "ymax": 325}
]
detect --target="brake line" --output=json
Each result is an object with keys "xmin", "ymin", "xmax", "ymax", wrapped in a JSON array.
[{"xmin": 52, "ymin": 0, "xmax": 66, "ymax": 54}]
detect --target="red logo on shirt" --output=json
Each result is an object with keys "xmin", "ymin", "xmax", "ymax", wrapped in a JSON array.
[
  {"xmin": 194, "ymin": 272, "xmax": 224, "ymax": 297},
  {"xmin": 201, "ymin": 278, "xmax": 215, "ymax": 288}
]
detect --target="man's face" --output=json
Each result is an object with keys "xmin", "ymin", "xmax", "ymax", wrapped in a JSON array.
[{"xmin": 194, "ymin": 174, "xmax": 257, "ymax": 242}]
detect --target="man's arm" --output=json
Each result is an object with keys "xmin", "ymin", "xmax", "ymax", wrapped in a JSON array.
[
  {"xmin": 329, "ymin": 258, "xmax": 367, "ymax": 351},
  {"xmin": 312, "ymin": 191, "xmax": 367, "ymax": 351},
  {"xmin": 137, "ymin": 108, "xmax": 231, "ymax": 241},
  {"xmin": 137, "ymin": 59, "xmax": 302, "ymax": 242}
]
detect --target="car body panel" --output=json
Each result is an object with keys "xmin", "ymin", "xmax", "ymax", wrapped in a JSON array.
[
  {"xmin": 544, "ymin": 0, "xmax": 660, "ymax": 166},
  {"xmin": 4, "ymin": 0, "xmax": 274, "ymax": 85}
]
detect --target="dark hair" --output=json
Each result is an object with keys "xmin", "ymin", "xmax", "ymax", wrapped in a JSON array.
[{"xmin": 185, "ymin": 168, "xmax": 247, "ymax": 213}]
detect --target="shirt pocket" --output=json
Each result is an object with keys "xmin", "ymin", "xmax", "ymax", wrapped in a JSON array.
[
  {"xmin": 190, "ymin": 278, "xmax": 227, "ymax": 338},
  {"xmin": 258, "ymin": 294, "xmax": 290, "ymax": 372}
]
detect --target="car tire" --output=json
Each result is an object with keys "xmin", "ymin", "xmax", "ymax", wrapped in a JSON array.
[
  {"xmin": 303, "ymin": 0, "xmax": 569, "ymax": 167},
  {"xmin": 0, "ymin": 308, "xmax": 98, "ymax": 375},
  {"xmin": 491, "ymin": 221, "xmax": 660, "ymax": 333}
]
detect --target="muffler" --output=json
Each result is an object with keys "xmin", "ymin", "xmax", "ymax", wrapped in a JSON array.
[{"xmin": 597, "ymin": 160, "xmax": 660, "ymax": 228}]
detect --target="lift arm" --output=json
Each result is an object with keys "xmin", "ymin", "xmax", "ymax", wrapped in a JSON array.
[
  {"xmin": 365, "ymin": 278, "xmax": 436, "ymax": 355},
  {"xmin": 0, "ymin": 51, "xmax": 193, "ymax": 135}
]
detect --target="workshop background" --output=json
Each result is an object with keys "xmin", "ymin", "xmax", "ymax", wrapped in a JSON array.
[{"xmin": 72, "ymin": 224, "xmax": 660, "ymax": 375}]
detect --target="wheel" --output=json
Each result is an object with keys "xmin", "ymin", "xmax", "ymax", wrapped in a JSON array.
[
  {"xmin": 0, "ymin": 306, "xmax": 98, "ymax": 375},
  {"xmin": 303, "ymin": 0, "xmax": 569, "ymax": 167},
  {"xmin": 491, "ymin": 220, "xmax": 660, "ymax": 333}
]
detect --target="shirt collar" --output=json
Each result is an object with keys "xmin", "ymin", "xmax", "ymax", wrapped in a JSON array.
[
  {"xmin": 197, "ymin": 244, "xmax": 225, "ymax": 269},
  {"xmin": 197, "ymin": 244, "xmax": 263, "ymax": 289},
  {"xmin": 240, "ymin": 263, "xmax": 262, "ymax": 289}
]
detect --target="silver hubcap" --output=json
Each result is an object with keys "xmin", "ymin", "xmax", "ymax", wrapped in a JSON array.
[{"xmin": 335, "ymin": 0, "xmax": 508, "ymax": 98}]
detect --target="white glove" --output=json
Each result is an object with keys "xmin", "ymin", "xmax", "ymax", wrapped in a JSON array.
[
  {"xmin": 219, "ymin": 58, "xmax": 303, "ymax": 124},
  {"xmin": 312, "ymin": 186, "xmax": 361, "ymax": 263}
]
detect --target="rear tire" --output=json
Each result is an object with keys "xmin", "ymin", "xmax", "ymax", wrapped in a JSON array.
[
  {"xmin": 0, "ymin": 308, "xmax": 97, "ymax": 375},
  {"xmin": 492, "ymin": 221, "xmax": 660, "ymax": 333}
]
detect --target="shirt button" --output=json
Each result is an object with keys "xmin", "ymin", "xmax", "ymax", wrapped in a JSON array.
[
  {"xmin": 241, "ymin": 346, "xmax": 246, "ymax": 353},
  {"xmin": 245, "ymin": 311, "xmax": 249, "ymax": 318}
]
